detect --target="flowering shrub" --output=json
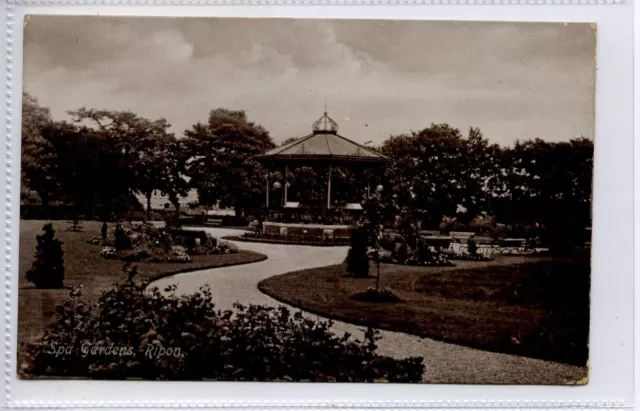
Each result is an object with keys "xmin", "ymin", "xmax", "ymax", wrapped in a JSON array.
[
  {"xmin": 215, "ymin": 240, "xmax": 238, "ymax": 254},
  {"xmin": 380, "ymin": 238, "xmax": 453, "ymax": 267},
  {"xmin": 87, "ymin": 237, "xmax": 103, "ymax": 245},
  {"xmin": 21, "ymin": 274, "xmax": 424, "ymax": 382},
  {"xmin": 167, "ymin": 250, "xmax": 191, "ymax": 263},
  {"xmin": 352, "ymin": 287, "xmax": 402, "ymax": 303},
  {"xmin": 99, "ymin": 247, "xmax": 118, "ymax": 260}
]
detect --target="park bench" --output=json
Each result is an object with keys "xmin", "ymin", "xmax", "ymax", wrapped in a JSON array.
[
  {"xmin": 420, "ymin": 236, "xmax": 451, "ymax": 250},
  {"xmin": 449, "ymin": 231, "xmax": 475, "ymax": 243},
  {"xmin": 498, "ymin": 238, "xmax": 527, "ymax": 254}
]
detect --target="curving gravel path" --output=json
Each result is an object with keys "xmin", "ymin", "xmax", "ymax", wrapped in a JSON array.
[{"xmin": 151, "ymin": 227, "xmax": 587, "ymax": 384}]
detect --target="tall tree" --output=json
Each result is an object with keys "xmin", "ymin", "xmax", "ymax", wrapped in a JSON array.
[
  {"xmin": 21, "ymin": 92, "xmax": 58, "ymax": 207},
  {"xmin": 381, "ymin": 124, "xmax": 500, "ymax": 228},
  {"xmin": 66, "ymin": 108, "xmax": 183, "ymax": 217},
  {"xmin": 184, "ymin": 109, "xmax": 275, "ymax": 217},
  {"xmin": 494, "ymin": 137, "xmax": 593, "ymax": 253}
]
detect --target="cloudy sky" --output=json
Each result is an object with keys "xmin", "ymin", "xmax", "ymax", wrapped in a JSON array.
[{"xmin": 23, "ymin": 16, "xmax": 596, "ymax": 146}]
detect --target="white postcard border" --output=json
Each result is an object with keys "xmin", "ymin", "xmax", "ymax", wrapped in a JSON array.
[{"xmin": 1, "ymin": 1, "xmax": 635, "ymax": 409}]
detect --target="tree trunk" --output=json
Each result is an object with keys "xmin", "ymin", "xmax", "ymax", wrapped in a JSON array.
[{"xmin": 146, "ymin": 192, "xmax": 152, "ymax": 219}]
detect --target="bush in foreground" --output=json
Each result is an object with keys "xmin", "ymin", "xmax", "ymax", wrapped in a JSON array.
[
  {"xmin": 22, "ymin": 271, "xmax": 424, "ymax": 382},
  {"xmin": 26, "ymin": 223, "xmax": 65, "ymax": 289}
]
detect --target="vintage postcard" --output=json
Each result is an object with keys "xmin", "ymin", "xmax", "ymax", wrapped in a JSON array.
[{"xmin": 17, "ymin": 16, "xmax": 595, "ymax": 384}]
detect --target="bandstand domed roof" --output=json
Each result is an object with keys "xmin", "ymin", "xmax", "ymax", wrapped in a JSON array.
[{"xmin": 257, "ymin": 111, "xmax": 387, "ymax": 165}]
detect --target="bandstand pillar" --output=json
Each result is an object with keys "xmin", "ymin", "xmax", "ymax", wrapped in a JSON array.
[
  {"xmin": 327, "ymin": 164, "xmax": 332, "ymax": 209},
  {"xmin": 284, "ymin": 165, "xmax": 289, "ymax": 205},
  {"xmin": 265, "ymin": 174, "xmax": 269, "ymax": 208}
]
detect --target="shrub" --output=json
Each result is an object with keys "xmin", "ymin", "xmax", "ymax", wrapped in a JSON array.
[
  {"xmin": 102, "ymin": 223, "xmax": 234, "ymax": 263},
  {"xmin": 216, "ymin": 240, "xmax": 238, "ymax": 254},
  {"xmin": 382, "ymin": 238, "xmax": 452, "ymax": 267},
  {"xmin": 26, "ymin": 223, "xmax": 65, "ymax": 289},
  {"xmin": 346, "ymin": 226, "xmax": 370, "ymax": 278},
  {"xmin": 167, "ymin": 250, "xmax": 191, "ymax": 263},
  {"xmin": 165, "ymin": 211, "xmax": 182, "ymax": 232},
  {"xmin": 21, "ymin": 275, "xmax": 424, "ymax": 382},
  {"xmin": 352, "ymin": 287, "xmax": 402, "ymax": 303},
  {"xmin": 99, "ymin": 247, "xmax": 118, "ymax": 259},
  {"xmin": 114, "ymin": 223, "xmax": 133, "ymax": 251},
  {"xmin": 87, "ymin": 237, "xmax": 102, "ymax": 245}
]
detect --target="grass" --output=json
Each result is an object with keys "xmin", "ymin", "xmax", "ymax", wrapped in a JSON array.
[
  {"xmin": 18, "ymin": 220, "xmax": 266, "ymax": 357},
  {"xmin": 258, "ymin": 255, "xmax": 590, "ymax": 366}
]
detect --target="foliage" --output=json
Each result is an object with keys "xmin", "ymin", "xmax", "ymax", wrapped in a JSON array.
[
  {"xmin": 381, "ymin": 237, "xmax": 452, "ymax": 267},
  {"xmin": 346, "ymin": 226, "xmax": 370, "ymax": 278},
  {"xmin": 492, "ymin": 138, "xmax": 593, "ymax": 255},
  {"xmin": 21, "ymin": 93, "xmax": 59, "ymax": 208},
  {"xmin": 381, "ymin": 125, "xmax": 501, "ymax": 228},
  {"xmin": 114, "ymin": 223, "xmax": 133, "ymax": 251},
  {"xmin": 438, "ymin": 216, "xmax": 467, "ymax": 234},
  {"xmin": 100, "ymin": 247, "xmax": 118, "ymax": 259},
  {"xmin": 184, "ymin": 109, "xmax": 275, "ymax": 217},
  {"xmin": 87, "ymin": 236, "xmax": 103, "ymax": 245},
  {"xmin": 165, "ymin": 211, "xmax": 183, "ymax": 232},
  {"xmin": 26, "ymin": 223, "xmax": 65, "ymax": 289},
  {"xmin": 22, "ymin": 274, "xmax": 424, "ymax": 382},
  {"xmin": 101, "ymin": 223, "xmax": 235, "ymax": 263},
  {"xmin": 351, "ymin": 287, "xmax": 402, "ymax": 303}
]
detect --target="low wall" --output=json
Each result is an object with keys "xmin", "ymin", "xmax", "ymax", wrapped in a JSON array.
[{"xmin": 262, "ymin": 222, "xmax": 351, "ymax": 240}]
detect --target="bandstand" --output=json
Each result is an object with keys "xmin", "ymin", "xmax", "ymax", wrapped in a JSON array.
[{"xmin": 255, "ymin": 111, "xmax": 388, "ymax": 241}]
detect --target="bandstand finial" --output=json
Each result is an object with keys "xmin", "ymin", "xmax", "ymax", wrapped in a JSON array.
[{"xmin": 312, "ymin": 100, "xmax": 338, "ymax": 134}]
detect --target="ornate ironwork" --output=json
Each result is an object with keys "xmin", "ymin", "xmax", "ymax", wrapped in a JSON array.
[{"xmin": 312, "ymin": 111, "xmax": 339, "ymax": 134}]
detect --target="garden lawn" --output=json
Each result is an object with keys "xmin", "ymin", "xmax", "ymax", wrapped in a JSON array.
[
  {"xmin": 18, "ymin": 220, "xmax": 266, "ymax": 357},
  {"xmin": 258, "ymin": 255, "xmax": 590, "ymax": 366}
]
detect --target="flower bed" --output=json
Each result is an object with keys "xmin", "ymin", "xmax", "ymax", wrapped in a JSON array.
[
  {"xmin": 379, "ymin": 240, "xmax": 453, "ymax": 267},
  {"xmin": 95, "ymin": 223, "xmax": 237, "ymax": 264}
]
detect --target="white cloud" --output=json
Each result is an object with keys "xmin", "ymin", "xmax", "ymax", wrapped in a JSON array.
[{"xmin": 23, "ymin": 17, "xmax": 595, "ymax": 146}]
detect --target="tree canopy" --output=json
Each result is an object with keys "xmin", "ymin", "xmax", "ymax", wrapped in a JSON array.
[
  {"xmin": 184, "ymin": 108, "xmax": 275, "ymax": 216},
  {"xmin": 20, "ymin": 93, "xmax": 594, "ymax": 250}
]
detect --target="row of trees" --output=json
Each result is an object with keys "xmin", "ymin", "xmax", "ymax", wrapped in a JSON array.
[
  {"xmin": 22, "ymin": 92, "xmax": 593, "ymax": 246},
  {"xmin": 22, "ymin": 93, "xmax": 274, "ymax": 219}
]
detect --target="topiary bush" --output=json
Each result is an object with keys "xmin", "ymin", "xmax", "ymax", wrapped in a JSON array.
[
  {"xmin": 346, "ymin": 226, "xmax": 370, "ymax": 278},
  {"xmin": 21, "ymin": 272, "xmax": 424, "ymax": 382},
  {"xmin": 26, "ymin": 223, "xmax": 65, "ymax": 289}
]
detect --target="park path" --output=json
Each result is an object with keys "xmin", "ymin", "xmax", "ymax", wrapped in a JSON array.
[{"xmin": 150, "ymin": 227, "xmax": 587, "ymax": 384}]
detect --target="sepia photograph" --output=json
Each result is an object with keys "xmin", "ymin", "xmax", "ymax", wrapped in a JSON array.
[{"xmin": 17, "ymin": 16, "xmax": 595, "ymax": 384}]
